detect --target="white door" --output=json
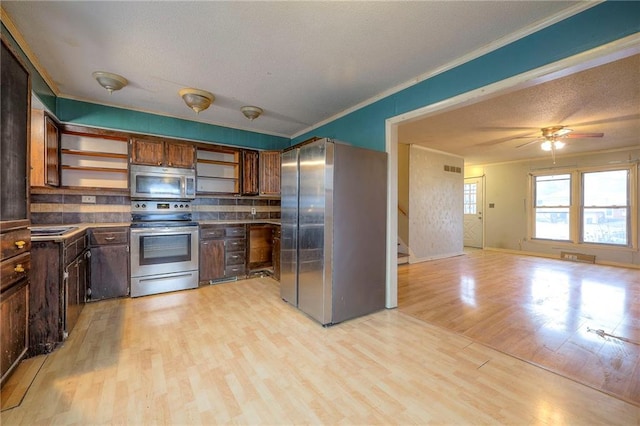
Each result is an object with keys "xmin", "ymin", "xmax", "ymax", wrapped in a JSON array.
[{"xmin": 463, "ymin": 177, "xmax": 483, "ymax": 248}]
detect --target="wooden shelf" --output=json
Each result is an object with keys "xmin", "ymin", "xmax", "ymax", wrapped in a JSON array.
[
  {"xmin": 197, "ymin": 158, "xmax": 239, "ymax": 167},
  {"xmin": 61, "ymin": 166, "xmax": 128, "ymax": 174},
  {"xmin": 61, "ymin": 149, "xmax": 128, "ymax": 159},
  {"xmin": 197, "ymin": 176, "xmax": 238, "ymax": 181}
]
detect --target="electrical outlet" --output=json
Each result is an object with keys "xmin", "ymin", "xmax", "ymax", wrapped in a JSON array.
[
  {"xmin": 251, "ymin": 207, "xmax": 256, "ymax": 215},
  {"xmin": 82, "ymin": 195, "xmax": 96, "ymax": 204}
]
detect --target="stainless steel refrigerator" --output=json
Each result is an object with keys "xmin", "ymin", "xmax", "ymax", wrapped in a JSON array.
[{"xmin": 281, "ymin": 138, "xmax": 387, "ymax": 325}]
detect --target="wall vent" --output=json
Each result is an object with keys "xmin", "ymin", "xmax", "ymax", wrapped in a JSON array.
[{"xmin": 560, "ymin": 251, "xmax": 596, "ymax": 264}]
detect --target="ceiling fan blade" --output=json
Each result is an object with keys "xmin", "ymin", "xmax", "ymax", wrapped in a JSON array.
[
  {"xmin": 564, "ymin": 132, "xmax": 604, "ymax": 138},
  {"xmin": 516, "ymin": 138, "xmax": 542, "ymax": 148}
]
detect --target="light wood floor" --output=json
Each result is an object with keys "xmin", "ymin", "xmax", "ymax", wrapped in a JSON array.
[
  {"xmin": 399, "ymin": 249, "xmax": 640, "ymax": 407},
  {"xmin": 2, "ymin": 276, "xmax": 639, "ymax": 424}
]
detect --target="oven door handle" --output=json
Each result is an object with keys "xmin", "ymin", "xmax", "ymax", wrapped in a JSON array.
[
  {"xmin": 137, "ymin": 272, "xmax": 195, "ymax": 283},
  {"xmin": 131, "ymin": 227, "xmax": 197, "ymax": 235}
]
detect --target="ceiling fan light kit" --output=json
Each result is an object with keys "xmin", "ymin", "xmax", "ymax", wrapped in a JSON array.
[
  {"xmin": 179, "ymin": 88, "xmax": 215, "ymax": 114},
  {"xmin": 92, "ymin": 71, "xmax": 128, "ymax": 93}
]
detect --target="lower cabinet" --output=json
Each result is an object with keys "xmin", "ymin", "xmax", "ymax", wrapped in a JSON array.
[
  {"xmin": 1, "ymin": 278, "xmax": 28, "ymax": 386},
  {"xmin": 272, "ymin": 225, "xmax": 281, "ymax": 281},
  {"xmin": 88, "ymin": 227, "xmax": 129, "ymax": 301},
  {"xmin": 30, "ymin": 232, "xmax": 88, "ymax": 355},
  {"xmin": 199, "ymin": 224, "xmax": 246, "ymax": 282}
]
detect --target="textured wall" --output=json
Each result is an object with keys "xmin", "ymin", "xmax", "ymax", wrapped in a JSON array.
[{"xmin": 408, "ymin": 146, "xmax": 463, "ymax": 261}]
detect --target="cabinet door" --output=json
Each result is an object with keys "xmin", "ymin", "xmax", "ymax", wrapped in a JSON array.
[
  {"xmin": 131, "ymin": 138, "xmax": 164, "ymax": 166},
  {"xmin": 259, "ymin": 151, "xmax": 281, "ymax": 195},
  {"xmin": 64, "ymin": 256, "xmax": 85, "ymax": 337},
  {"xmin": 89, "ymin": 245, "xmax": 129, "ymax": 300},
  {"xmin": 44, "ymin": 115, "xmax": 60, "ymax": 186},
  {"xmin": 165, "ymin": 142, "xmax": 196, "ymax": 168},
  {"xmin": 0, "ymin": 279, "xmax": 28, "ymax": 384},
  {"xmin": 1, "ymin": 39, "xmax": 30, "ymax": 223},
  {"xmin": 242, "ymin": 150, "xmax": 259, "ymax": 195},
  {"xmin": 199, "ymin": 239, "xmax": 224, "ymax": 282}
]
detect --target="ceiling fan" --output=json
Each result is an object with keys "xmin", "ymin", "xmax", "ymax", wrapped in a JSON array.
[
  {"xmin": 516, "ymin": 125, "xmax": 604, "ymax": 149},
  {"xmin": 515, "ymin": 125, "xmax": 604, "ymax": 163}
]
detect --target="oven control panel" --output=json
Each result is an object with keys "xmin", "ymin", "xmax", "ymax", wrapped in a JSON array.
[{"xmin": 131, "ymin": 201, "xmax": 192, "ymax": 213}]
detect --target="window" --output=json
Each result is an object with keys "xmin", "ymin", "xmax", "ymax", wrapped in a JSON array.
[
  {"xmin": 582, "ymin": 170, "xmax": 629, "ymax": 245},
  {"xmin": 533, "ymin": 174, "xmax": 571, "ymax": 240},
  {"xmin": 464, "ymin": 183, "xmax": 477, "ymax": 214},
  {"xmin": 530, "ymin": 166, "xmax": 635, "ymax": 247}
]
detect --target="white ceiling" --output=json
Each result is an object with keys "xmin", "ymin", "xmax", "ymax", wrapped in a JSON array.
[
  {"xmin": 3, "ymin": 1, "xmax": 588, "ymax": 140},
  {"xmin": 399, "ymin": 53, "xmax": 640, "ymax": 165}
]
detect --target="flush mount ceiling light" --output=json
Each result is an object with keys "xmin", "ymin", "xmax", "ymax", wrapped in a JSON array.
[
  {"xmin": 92, "ymin": 71, "xmax": 128, "ymax": 93},
  {"xmin": 241, "ymin": 106, "xmax": 263, "ymax": 121},
  {"xmin": 179, "ymin": 88, "xmax": 215, "ymax": 114}
]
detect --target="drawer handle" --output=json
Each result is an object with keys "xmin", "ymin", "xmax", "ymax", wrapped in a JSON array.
[
  {"xmin": 14, "ymin": 264, "xmax": 25, "ymax": 273},
  {"xmin": 104, "ymin": 236, "xmax": 116, "ymax": 241},
  {"xmin": 14, "ymin": 240, "xmax": 26, "ymax": 249}
]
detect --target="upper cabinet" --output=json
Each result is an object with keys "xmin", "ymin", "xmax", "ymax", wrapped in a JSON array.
[
  {"xmin": 1, "ymin": 37, "xmax": 30, "ymax": 225},
  {"xmin": 196, "ymin": 146, "xmax": 241, "ymax": 194},
  {"xmin": 259, "ymin": 151, "xmax": 281, "ymax": 196},
  {"xmin": 130, "ymin": 138, "xmax": 196, "ymax": 169},
  {"xmin": 242, "ymin": 150, "xmax": 259, "ymax": 196},
  {"xmin": 60, "ymin": 128, "xmax": 129, "ymax": 190},
  {"xmin": 30, "ymin": 109, "xmax": 60, "ymax": 187}
]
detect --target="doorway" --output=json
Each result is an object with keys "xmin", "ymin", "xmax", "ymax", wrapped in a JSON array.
[{"xmin": 463, "ymin": 177, "xmax": 483, "ymax": 248}]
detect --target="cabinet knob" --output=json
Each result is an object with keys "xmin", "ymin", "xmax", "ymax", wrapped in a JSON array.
[
  {"xmin": 14, "ymin": 240, "xmax": 26, "ymax": 249},
  {"xmin": 105, "ymin": 236, "xmax": 116, "ymax": 241},
  {"xmin": 14, "ymin": 264, "xmax": 25, "ymax": 273}
]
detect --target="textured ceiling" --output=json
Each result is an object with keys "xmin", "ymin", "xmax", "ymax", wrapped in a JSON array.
[
  {"xmin": 399, "ymin": 54, "xmax": 640, "ymax": 165},
  {"xmin": 3, "ymin": 1, "xmax": 584, "ymax": 139}
]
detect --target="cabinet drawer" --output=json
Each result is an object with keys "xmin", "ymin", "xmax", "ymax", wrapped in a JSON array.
[
  {"xmin": 201, "ymin": 227, "xmax": 225, "ymax": 239},
  {"xmin": 1, "ymin": 252, "xmax": 30, "ymax": 292},
  {"xmin": 225, "ymin": 251, "xmax": 245, "ymax": 265},
  {"xmin": 1, "ymin": 228, "xmax": 31, "ymax": 261},
  {"xmin": 226, "ymin": 239, "xmax": 245, "ymax": 251},
  {"xmin": 90, "ymin": 228, "xmax": 128, "ymax": 245},
  {"xmin": 225, "ymin": 226, "xmax": 246, "ymax": 238},
  {"xmin": 225, "ymin": 264, "xmax": 245, "ymax": 277}
]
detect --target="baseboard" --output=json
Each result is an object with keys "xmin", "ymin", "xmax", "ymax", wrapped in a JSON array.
[{"xmin": 483, "ymin": 246, "xmax": 640, "ymax": 270}]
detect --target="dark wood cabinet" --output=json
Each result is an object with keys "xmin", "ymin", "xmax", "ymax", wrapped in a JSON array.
[
  {"xmin": 199, "ymin": 224, "xmax": 246, "ymax": 282},
  {"xmin": 131, "ymin": 138, "xmax": 196, "ymax": 168},
  {"xmin": 272, "ymin": 226, "xmax": 281, "ymax": 281},
  {"xmin": 30, "ymin": 232, "xmax": 87, "ymax": 355},
  {"xmin": 0, "ymin": 228, "xmax": 30, "ymax": 387},
  {"xmin": 200, "ymin": 237, "xmax": 225, "ymax": 282},
  {"xmin": 242, "ymin": 150, "xmax": 260, "ymax": 195},
  {"xmin": 30, "ymin": 109, "xmax": 60, "ymax": 187},
  {"xmin": 259, "ymin": 151, "xmax": 281, "ymax": 195},
  {"xmin": 1, "ymin": 36, "xmax": 31, "ymax": 387},
  {"xmin": 0, "ymin": 279, "xmax": 28, "ymax": 385},
  {"xmin": 165, "ymin": 141, "xmax": 196, "ymax": 168},
  {"xmin": 88, "ymin": 227, "xmax": 129, "ymax": 301}
]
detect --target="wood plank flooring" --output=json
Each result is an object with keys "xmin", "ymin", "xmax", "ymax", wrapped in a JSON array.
[
  {"xmin": 399, "ymin": 249, "xmax": 640, "ymax": 406},
  {"xmin": 2, "ymin": 276, "xmax": 639, "ymax": 424}
]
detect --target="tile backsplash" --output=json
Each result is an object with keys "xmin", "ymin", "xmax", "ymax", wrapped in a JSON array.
[{"xmin": 30, "ymin": 193, "xmax": 280, "ymax": 225}]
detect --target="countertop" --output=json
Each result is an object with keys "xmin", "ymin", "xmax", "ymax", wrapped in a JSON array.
[{"xmin": 30, "ymin": 220, "xmax": 280, "ymax": 241}]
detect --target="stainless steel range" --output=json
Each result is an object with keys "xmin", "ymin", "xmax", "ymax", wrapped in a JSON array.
[{"xmin": 130, "ymin": 201, "xmax": 199, "ymax": 297}]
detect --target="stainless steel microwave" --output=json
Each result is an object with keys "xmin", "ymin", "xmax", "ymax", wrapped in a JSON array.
[{"xmin": 130, "ymin": 164, "xmax": 196, "ymax": 200}]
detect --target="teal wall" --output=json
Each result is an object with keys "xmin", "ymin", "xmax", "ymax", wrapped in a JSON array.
[
  {"xmin": 291, "ymin": 1, "xmax": 640, "ymax": 151},
  {"xmin": 4, "ymin": 2, "xmax": 638, "ymax": 152},
  {"xmin": 56, "ymin": 99, "xmax": 288, "ymax": 150}
]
